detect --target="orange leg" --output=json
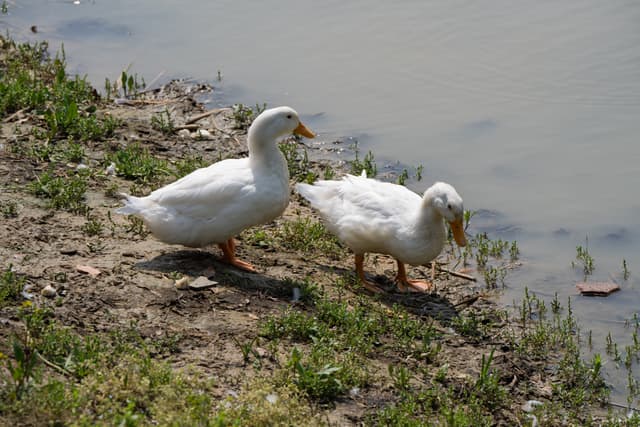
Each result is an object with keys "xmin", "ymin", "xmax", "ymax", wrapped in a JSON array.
[
  {"xmin": 218, "ymin": 238, "xmax": 257, "ymax": 272},
  {"xmin": 395, "ymin": 260, "xmax": 432, "ymax": 293},
  {"xmin": 355, "ymin": 254, "xmax": 383, "ymax": 293}
]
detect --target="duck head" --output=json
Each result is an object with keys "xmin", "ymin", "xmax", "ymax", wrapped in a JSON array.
[
  {"xmin": 248, "ymin": 106, "xmax": 315, "ymax": 148},
  {"xmin": 425, "ymin": 182, "xmax": 467, "ymax": 247}
]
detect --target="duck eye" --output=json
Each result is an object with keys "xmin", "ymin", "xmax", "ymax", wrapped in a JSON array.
[
  {"xmin": 447, "ymin": 204, "xmax": 452, "ymax": 210},
  {"xmin": 286, "ymin": 114, "xmax": 292, "ymax": 119}
]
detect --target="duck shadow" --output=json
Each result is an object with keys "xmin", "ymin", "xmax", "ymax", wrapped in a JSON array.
[
  {"xmin": 135, "ymin": 250, "xmax": 299, "ymax": 302},
  {"xmin": 314, "ymin": 263, "xmax": 460, "ymax": 322}
]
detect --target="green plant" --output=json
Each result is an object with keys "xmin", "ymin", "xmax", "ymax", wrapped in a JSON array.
[
  {"xmin": 415, "ymin": 164, "xmax": 424, "ymax": 181},
  {"xmin": 0, "ymin": 265, "xmax": 25, "ymax": 307},
  {"xmin": 349, "ymin": 142, "xmax": 377, "ymax": 177},
  {"xmin": 151, "ymin": 108, "xmax": 175, "ymax": 135},
  {"xmin": 1, "ymin": 200, "xmax": 18, "ymax": 218},
  {"xmin": 474, "ymin": 348, "xmax": 505, "ymax": 409},
  {"xmin": 124, "ymin": 216, "xmax": 149, "ymax": 238},
  {"xmin": 107, "ymin": 143, "xmax": 171, "ymax": 183},
  {"xmin": 279, "ymin": 142, "xmax": 318, "ymax": 183},
  {"xmin": 81, "ymin": 216, "xmax": 103, "ymax": 236},
  {"xmin": 30, "ymin": 171, "xmax": 88, "ymax": 213},
  {"xmin": 232, "ymin": 103, "xmax": 266, "ymax": 129},
  {"xmin": 397, "ymin": 168, "xmax": 409, "ymax": 186},
  {"xmin": 277, "ymin": 216, "xmax": 343, "ymax": 258},
  {"xmin": 287, "ymin": 347, "xmax": 344, "ymax": 401},
  {"xmin": 623, "ymin": 259, "xmax": 630, "ymax": 280},
  {"xmin": 572, "ymin": 237, "xmax": 594, "ymax": 276},
  {"xmin": 1, "ymin": 1, "xmax": 8, "ymax": 14}
]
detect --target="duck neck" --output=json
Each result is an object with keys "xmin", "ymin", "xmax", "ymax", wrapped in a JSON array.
[
  {"xmin": 415, "ymin": 194, "xmax": 446, "ymax": 239},
  {"xmin": 248, "ymin": 131, "xmax": 288, "ymax": 175}
]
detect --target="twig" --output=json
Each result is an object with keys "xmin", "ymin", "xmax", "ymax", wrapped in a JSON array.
[
  {"xmin": 37, "ymin": 353, "xmax": 73, "ymax": 377},
  {"xmin": 453, "ymin": 294, "xmax": 480, "ymax": 308},
  {"xmin": 2, "ymin": 108, "xmax": 28, "ymax": 123},
  {"xmin": 437, "ymin": 266, "xmax": 477, "ymax": 282},
  {"xmin": 184, "ymin": 108, "xmax": 226, "ymax": 125},
  {"xmin": 607, "ymin": 400, "xmax": 639, "ymax": 412},
  {"xmin": 173, "ymin": 124, "xmax": 200, "ymax": 131}
]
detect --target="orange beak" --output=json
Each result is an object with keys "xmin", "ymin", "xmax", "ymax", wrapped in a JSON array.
[
  {"xmin": 449, "ymin": 219, "xmax": 467, "ymax": 247},
  {"xmin": 293, "ymin": 121, "xmax": 315, "ymax": 139}
]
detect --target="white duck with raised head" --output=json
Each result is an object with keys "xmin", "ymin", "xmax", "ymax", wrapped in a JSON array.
[{"xmin": 117, "ymin": 106, "xmax": 315, "ymax": 271}]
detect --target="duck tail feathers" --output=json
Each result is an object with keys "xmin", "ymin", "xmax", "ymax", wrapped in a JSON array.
[{"xmin": 115, "ymin": 193, "xmax": 145, "ymax": 215}]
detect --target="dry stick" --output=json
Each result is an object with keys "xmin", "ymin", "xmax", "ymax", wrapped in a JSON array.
[
  {"xmin": 437, "ymin": 266, "xmax": 476, "ymax": 282},
  {"xmin": 2, "ymin": 108, "xmax": 28, "ymax": 123},
  {"xmin": 184, "ymin": 108, "xmax": 227, "ymax": 125},
  {"xmin": 173, "ymin": 124, "xmax": 201, "ymax": 131},
  {"xmin": 453, "ymin": 294, "xmax": 481, "ymax": 308},
  {"xmin": 37, "ymin": 353, "xmax": 73, "ymax": 377}
]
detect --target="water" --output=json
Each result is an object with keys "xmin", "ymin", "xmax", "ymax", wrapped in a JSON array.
[{"xmin": 4, "ymin": 0, "xmax": 640, "ymax": 401}]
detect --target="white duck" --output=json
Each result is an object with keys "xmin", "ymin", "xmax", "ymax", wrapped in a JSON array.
[
  {"xmin": 117, "ymin": 106, "xmax": 315, "ymax": 272},
  {"xmin": 296, "ymin": 173, "xmax": 467, "ymax": 293}
]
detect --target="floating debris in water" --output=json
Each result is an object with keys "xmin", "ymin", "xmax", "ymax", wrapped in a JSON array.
[{"xmin": 576, "ymin": 281, "xmax": 620, "ymax": 296}]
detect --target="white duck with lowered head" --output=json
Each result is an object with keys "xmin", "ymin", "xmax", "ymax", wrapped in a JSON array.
[
  {"xmin": 117, "ymin": 106, "xmax": 315, "ymax": 272},
  {"xmin": 296, "ymin": 173, "xmax": 467, "ymax": 293}
]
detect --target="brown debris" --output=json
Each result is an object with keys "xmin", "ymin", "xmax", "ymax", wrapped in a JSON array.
[{"xmin": 576, "ymin": 281, "xmax": 620, "ymax": 296}]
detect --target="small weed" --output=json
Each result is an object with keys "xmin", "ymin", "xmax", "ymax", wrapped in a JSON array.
[
  {"xmin": 151, "ymin": 108, "xmax": 175, "ymax": 135},
  {"xmin": 107, "ymin": 143, "xmax": 171, "ymax": 183},
  {"xmin": 0, "ymin": 265, "xmax": 25, "ymax": 307},
  {"xmin": 483, "ymin": 265, "xmax": 506, "ymax": 288},
  {"xmin": 323, "ymin": 165, "xmax": 336, "ymax": 180},
  {"xmin": 232, "ymin": 103, "xmax": 266, "ymax": 129},
  {"xmin": 124, "ymin": 216, "xmax": 149, "ymax": 238},
  {"xmin": 279, "ymin": 142, "xmax": 317, "ymax": 183},
  {"xmin": 277, "ymin": 216, "xmax": 343, "ymax": 258},
  {"xmin": 1, "ymin": 1, "xmax": 8, "ymax": 14},
  {"xmin": 1, "ymin": 200, "xmax": 18, "ymax": 218},
  {"xmin": 473, "ymin": 348, "xmax": 505, "ymax": 409},
  {"xmin": 509, "ymin": 241, "xmax": 519, "ymax": 261},
  {"xmin": 232, "ymin": 336, "xmax": 261, "ymax": 366},
  {"xmin": 104, "ymin": 69, "xmax": 145, "ymax": 100},
  {"xmin": 287, "ymin": 347, "xmax": 344, "ymax": 401},
  {"xmin": 396, "ymin": 168, "xmax": 409, "ymax": 186},
  {"xmin": 415, "ymin": 164, "xmax": 424, "ymax": 181},
  {"xmin": 572, "ymin": 237, "xmax": 594, "ymax": 276},
  {"xmin": 623, "ymin": 259, "xmax": 631, "ymax": 280},
  {"xmin": 30, "ymin": 171, "xmax": 88, "ymax": 214},
  {"xmin": 349, "ymin": 141, "xmax": 377, "ymax": 177},
  {"xmin": 81, "ymin": 216, "xmax": 103, "ymax": 236}
]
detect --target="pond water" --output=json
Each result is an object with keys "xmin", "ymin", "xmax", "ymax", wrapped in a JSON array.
[{"xmin": 3, "ymin": 0, "xmax": 640, "ymax": 402}]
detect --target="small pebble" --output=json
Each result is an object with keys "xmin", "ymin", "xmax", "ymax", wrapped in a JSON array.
[
  {"xmin": 105, "ymin": 162, "xmax": 117, "ymax": 176},
  {"xmin": 175, "ymin": 276, "xmax": 190, "ymax": 290},
  {"xmin": 194, "ymin": 129, "xmax": 212, "ymax": 139},
  {"xmin": 41, "ymin": 285, "xmax": 57, "ymax": 298},
  {"xmin": 189, "ymin": 276, "xmax": 218, "ymax": 290},
  {"xmin": 76, "ymin": 163, "xmax": 89, "ymax": 171},
  {"xmin": 177, "ymin": 129, "xmax": 191, "ymax": 139}
]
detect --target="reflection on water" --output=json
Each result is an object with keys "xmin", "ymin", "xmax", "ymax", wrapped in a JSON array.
[{"xmin": 3, "ymin": 0, "xmax": 640, "ymax": 400}]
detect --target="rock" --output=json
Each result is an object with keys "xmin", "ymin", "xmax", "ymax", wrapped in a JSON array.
[
  {"xmin": 188, "ymin": 276, "xmax": 218, "ymax": 290},
  {"xmin": 576, "ymin": 282, "xmax": 620, "ymax": 296},
  {"xmin": 41, "ymin": 284, "xmax": 57, "ymax": 298},
  {"xmin": 76, "ymin": 265, "xmax": 101, "ymax": 277},
  {"xmin": 105, "ymin": 162, "xmax": 116, "ymax": 176},
  {"xmin": 177, "ymin": 129, "xmax": 191, "ymax": 139},
  {"xmin": 193, "ymin": 129, "xmax": 212, "ymax": 139},
  {"xmin": 175, "ymin": 276, "xmax": 190, "ymax": 290}
]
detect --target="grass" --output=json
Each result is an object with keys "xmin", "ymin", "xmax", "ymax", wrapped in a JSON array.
[
  {"xmin": 106, "ymin": 143, "xmax": 171, "ymax": 184},
  {"xmin": 0, "ymin": 265, "xmax": 25, "ymax": 307},
  {"xmin": 0, "ymin": 35, "xmax": 120, "ymax": 142},
  {"xmin": 232, "ymin": 102, "xmax": 267, "ymax": 129},
  {"xmin": 1, "ymin": 200, "xmax": 18, "ymax": 218},
  {"xmin": 349, "ymin": 141, "xmax": 377, "ymax": 177},
  {"xmin": 573, "ymin": 236, "xmax": 595, "ymax": 276},
  {"xmin": 275, "ymin": 216, "xmax": 344, "ymax": 259},
  {"xmin": 29, "ymin": 170, "xmax": 88, "ymax": 214},
  {"xmin": 151, "ymin": 108, "xmax": 175, "ymax": 135},
  {"xmin": 279, "ymin": 142, "xmax": 318, "ymax": 183}
]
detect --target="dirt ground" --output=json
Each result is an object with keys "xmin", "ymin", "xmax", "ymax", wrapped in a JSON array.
[{"xmin": 0, "ymin": 81, "xmax": 606, "ymax": 425}]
